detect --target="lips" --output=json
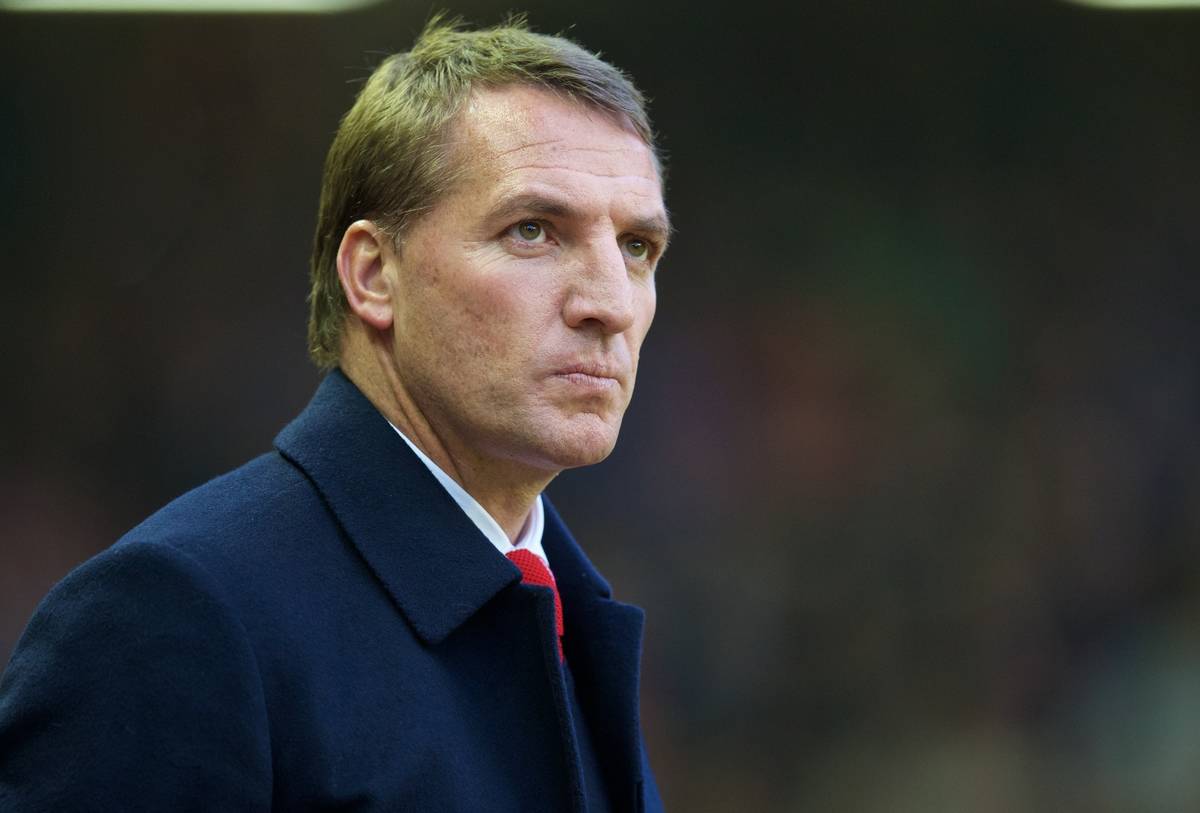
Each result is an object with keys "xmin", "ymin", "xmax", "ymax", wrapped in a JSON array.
[
  {"xmin": 552, "ymin": 362, "xmax": 625, "ymax": 389},
  {"xmin": 556, "ymin": 362, "xmax": 620, "ymax": 378}
]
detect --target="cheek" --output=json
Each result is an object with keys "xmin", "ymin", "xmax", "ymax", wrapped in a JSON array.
[
  {"xmin": 413, "ymin": 258, "xmax": 504, "ymax": 331},
  {"xmin": 439, "ymin": 280, "xmax": 555, "ymax": 376},
  {"xmin": 467, "ymin": 271, "xmax": 558, "ymax": 333}
]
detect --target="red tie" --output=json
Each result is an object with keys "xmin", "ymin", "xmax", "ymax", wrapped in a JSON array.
[{"xmin": 506, "ymin": 550, "xmax": 564, "ymax": 661}]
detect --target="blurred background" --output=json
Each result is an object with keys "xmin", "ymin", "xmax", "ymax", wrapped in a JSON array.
[{"xmin": 2, "ymin": 0, "xmax": 1199, "ymax": 809}]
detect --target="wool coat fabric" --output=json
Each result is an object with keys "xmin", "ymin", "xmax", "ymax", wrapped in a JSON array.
[{"xmin": 0, "ymin": 370, "xmax": 663, "ymax": 812}]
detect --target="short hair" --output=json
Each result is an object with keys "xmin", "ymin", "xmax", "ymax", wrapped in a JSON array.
[{"xmin": 306, "ymin": 15, "xmax": 661, "ymax": 368}]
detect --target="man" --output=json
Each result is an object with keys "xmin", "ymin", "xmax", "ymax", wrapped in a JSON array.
[{"xmin": 0, "ymin": 17, "xmax": 670, "ymax": 812}]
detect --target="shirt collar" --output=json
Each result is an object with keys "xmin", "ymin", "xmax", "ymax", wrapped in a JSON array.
[{"xmin": 388, "ymin": 422, "xmax": 548, "ymax": 568}]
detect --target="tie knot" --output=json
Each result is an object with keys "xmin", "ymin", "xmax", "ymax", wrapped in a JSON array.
[
  {"xmin": 506, "ymin": 549, "xmax": 555, "ymax": 590},
  {"xmin": 506, "ymin": 549, "xmax": 564, "ymax": 661}
]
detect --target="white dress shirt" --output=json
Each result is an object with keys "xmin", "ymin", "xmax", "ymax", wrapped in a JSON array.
[{"xmin": 388, "ymin": 422, "xmax": 550, "ymax": 570}]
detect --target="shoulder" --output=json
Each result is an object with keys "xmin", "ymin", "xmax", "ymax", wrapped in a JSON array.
[
  {"xmin": 15, "ymin": 448, "xmax": 362, "ymax": 663},
  {"xmin": 0, "ymin": 452, "xmax": 338, "ymax": 807},
  {"xmin": 115, "ymin": 451, "xmax": 344, "ymax": 592},
  {"xmin": 7, "ymin": 534, "xmax": 257, "ymax": 684},
  {"xmin": 0, "ymin": 525, "xmax": 274, "ymax": 809},
  {"xmin": 125, "ymin": 450, "xmax": 320, "ymax": 548}
]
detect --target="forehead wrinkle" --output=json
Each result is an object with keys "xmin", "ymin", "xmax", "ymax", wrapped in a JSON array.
[
  {"xmin": 493, "ymin": 138, "xmax": 563, "ymax": 158},
  {"xmin": 489, "ymin": 139, "xmax": 656, "ymax": 176},
  {"xmin": 503, "ymin": 163, "xmax": 660, "ymax": 182},
  {"xmin": 518, "ymin": 144, "xmax": 636, "ymax": 155},
  {"xmin": 493, "ymin": 140, "xmax": 638, "ymax": 159}
]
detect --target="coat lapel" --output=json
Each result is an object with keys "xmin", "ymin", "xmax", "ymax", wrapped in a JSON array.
[
  {"xmin": 273, "ymin": 369, "xmax": 520, "ymax": 645},
  {"xmin": 543, "ymin": 498, "xmax": 649, "ymax": 811}
]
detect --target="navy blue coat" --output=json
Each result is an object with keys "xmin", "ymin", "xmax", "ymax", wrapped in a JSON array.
[{"xmin": 0, "ymin": 370, "xmax": 664, "ymax": 812}]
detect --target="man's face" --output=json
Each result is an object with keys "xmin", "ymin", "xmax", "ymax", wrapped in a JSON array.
[{"xmin": 382, "ymin": 84, "xmax": 668, "ymax": 475}]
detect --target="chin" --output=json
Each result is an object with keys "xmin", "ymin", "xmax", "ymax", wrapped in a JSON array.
[{"xmin": 535, "ymin": 414, "xmax": 622, "ymax": 471}]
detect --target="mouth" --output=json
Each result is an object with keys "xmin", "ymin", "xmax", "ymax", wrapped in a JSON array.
[{"xmin": 552, "ymin": 363, "xmax": 623, "ymax": 391}]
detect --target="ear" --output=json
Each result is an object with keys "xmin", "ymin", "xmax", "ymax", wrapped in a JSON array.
[{"xmin": 336, "ymin": 220, "xmax": 394, "ymax": 331}]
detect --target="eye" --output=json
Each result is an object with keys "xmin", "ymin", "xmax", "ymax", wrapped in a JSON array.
[
  {"xmin": 623, "ymin": 236, "xmax": 651, "ymax": 261},
  {"xmin": 508, "ymin": 221, "xmax": 548, "ymax": 244}
]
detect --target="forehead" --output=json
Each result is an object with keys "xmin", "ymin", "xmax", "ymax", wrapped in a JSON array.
[{"xmin": 447, "ymin": 84, "xmax": 665, "ymax": 215}]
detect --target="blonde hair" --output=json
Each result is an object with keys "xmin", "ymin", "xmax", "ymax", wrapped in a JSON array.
[{"xmin": 306, "ymin": 14, "xmax": 660, "ymax": 368}]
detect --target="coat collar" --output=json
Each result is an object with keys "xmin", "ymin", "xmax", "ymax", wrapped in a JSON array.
[
  {"xmin": 273, "ymin": 369, "xmax": 624, "ymax": 645},
  {"xmin": 274, "ymin": 368, "xmax": 523, "ymax": 645}
]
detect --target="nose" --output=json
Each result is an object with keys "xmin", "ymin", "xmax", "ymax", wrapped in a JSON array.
[{"xmin": 561, "ymin": 237, "xmax": 637, "ymax": 335}]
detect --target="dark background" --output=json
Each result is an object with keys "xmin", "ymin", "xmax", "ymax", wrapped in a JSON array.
[{"xmin": 3, "ymin": 0, "xmax": 1199, "ymax": 809}]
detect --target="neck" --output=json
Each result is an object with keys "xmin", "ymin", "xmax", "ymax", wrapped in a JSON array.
[{"xmin": 339, "ymin": 331, "xmax": 553, "ymax": 541}]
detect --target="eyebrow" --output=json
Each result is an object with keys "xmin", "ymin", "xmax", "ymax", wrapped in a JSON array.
[{"xmin": 485, "ymin": 192, "xmax": 673, "ymax": 246}]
